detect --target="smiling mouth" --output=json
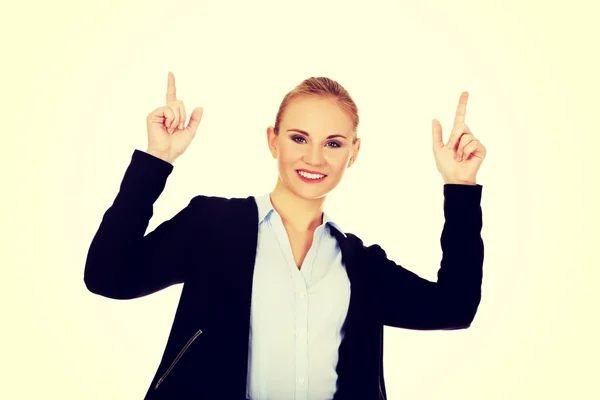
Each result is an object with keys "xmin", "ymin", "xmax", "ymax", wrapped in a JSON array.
[{"xmin": 296, "ymin": 170, "xmax": 326, "ymax": 181}]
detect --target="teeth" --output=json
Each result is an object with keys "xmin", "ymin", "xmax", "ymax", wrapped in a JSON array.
[{"xmin": 298, "ymin": 170, "xmax": 324, "ymax": 179}]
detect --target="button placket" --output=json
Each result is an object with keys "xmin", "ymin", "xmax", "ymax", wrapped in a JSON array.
[{"xmin": 294, "ymin": 277, "xmax": 309, "ymax": 399}]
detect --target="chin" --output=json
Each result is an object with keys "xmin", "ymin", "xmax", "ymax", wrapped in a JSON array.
[
  {"xmin": 285, "ymin": 170, "xmax": 338, "ymax": 200},
  {"xmin": 293, "ymin": 188, "xmax": 331, "ymax": 201}
]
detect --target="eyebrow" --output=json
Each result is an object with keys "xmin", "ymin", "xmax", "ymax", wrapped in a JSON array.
[{"xmin": 286, "ymin": 129, "xmax": 347, "ymax": 139}]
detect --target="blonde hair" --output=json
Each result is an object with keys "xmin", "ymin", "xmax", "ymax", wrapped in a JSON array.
[{"xmin": 273, "ymin": 77, "xmax": 359, "ymax": 144}]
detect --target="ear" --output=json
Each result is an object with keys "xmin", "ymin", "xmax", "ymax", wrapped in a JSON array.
[
  {"xmin": 347, "ymin": 137, "xmax": 361, "ymax": 168},
  {"xmin": 267, "ymin": 126, "xmax": 277, "ymax": 159}
]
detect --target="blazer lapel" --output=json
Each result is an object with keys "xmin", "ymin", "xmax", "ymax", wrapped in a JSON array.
[
  {"xmin": 331, "ymin": 228, "xmax": 368, "ymax": 330},
  {"xmin": 212, "ymin": 197, "xmax": 260, "ymax": 397},
  {"xmin": 329, "ymin": 228, "xmax": 372, "ymax": 397}
]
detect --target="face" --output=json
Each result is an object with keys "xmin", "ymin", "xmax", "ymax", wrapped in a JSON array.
[{"xmin": 267, "ymin": 96, "xmax": 360, "ymax": 200}]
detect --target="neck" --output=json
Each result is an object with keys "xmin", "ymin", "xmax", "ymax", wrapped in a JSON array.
[{"xmin": 269, "ymin": 179, "xmax": 326, "ymax": 233}]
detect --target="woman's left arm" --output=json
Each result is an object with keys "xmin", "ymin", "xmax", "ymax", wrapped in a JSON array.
[
  {"xmin": 367, "ymin": 183, "xmax": 484, "ymax": 330},
  {"xmin": 372, "ymin": 91, "xmax": 487, "ymax": 330}
]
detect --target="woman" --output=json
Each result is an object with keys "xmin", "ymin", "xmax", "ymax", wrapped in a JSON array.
[{"xmin": 84, "ymin": 72, "xmax": 486, "ymax": 400}]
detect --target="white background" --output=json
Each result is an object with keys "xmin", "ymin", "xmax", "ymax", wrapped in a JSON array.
[{"xmin": 2, "ymin": 0, "xmax": 598, "ymax": 398}]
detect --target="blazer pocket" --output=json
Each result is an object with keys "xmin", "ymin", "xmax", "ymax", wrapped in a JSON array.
[{"xmin": 154, "ymin": 328, "xmax": 203, "ymax": 390}]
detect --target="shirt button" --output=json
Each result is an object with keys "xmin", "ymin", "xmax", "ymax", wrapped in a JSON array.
[{"xmin": 299, "ymin": 377, "xmax": 305, "ymax": 385}]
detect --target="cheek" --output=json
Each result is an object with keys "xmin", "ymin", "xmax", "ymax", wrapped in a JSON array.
[
  {"xmin": 325, "ymin": 152, "xmax": 351, "ymax": 172},
  {"xmin": 276, "ymin": 144, "xmax": 299, "ymax": 172},
  {"xmin": 277, "ymin": 143, "xmax": 302, "ymax": 163}
]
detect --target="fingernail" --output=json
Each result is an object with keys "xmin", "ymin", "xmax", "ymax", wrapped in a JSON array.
[
  {"xmin": 179, "ymin": 123, "xmax": 184, "ymax": 130},
  {"xmin": 168, "ymin": 128, "xmax": 173, "ymax": 134},
  {"xmin": 455, "ymin": 153, "xmax": 460, "ymax": 161},
  {"xmin": 447, "ymin": 140, "xmax": 453, "ymax": 148}
]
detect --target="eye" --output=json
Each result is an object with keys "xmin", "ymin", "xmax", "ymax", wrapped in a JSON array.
[
  {"xmin": 291, "ymin": 135, "xmax": 341, "ymax": 148},
  {"xmin": 291, "ymin": 135, "xmax": 306, "ymax": 144}
]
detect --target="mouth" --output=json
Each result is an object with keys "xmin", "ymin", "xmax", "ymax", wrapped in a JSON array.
[{"xmin": 296, "ymin": 169, "xmax": 327, "ymax": 183}]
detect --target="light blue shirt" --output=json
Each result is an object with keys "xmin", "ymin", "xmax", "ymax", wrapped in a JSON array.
[{"xmin": 246, "ymin": 193, "xmax": 352, "ymax": 400}]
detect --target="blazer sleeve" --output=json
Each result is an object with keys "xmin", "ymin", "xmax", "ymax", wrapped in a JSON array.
[
  {"xmin": 367, "ymin": 184, "xmax": 484, "ymax": 330},
  {"xmin": 84, "ymin": 150, "xmax": 203, "ymax": 300}
]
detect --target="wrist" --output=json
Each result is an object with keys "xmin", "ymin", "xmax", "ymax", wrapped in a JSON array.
[
  {"xmin": 146, "ymin": 148, "xmax": 174, "ymax": 164},
  {"xmin": 445, "ymin": 181, "xmax": 477, "ymax": 185},
  {"xmin": 444, "ymin": 177, "xmax": 477, "ymax": 185}
]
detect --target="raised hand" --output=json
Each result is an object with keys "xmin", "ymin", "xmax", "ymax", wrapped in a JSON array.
[
  {"xmin": 431, "ymin": 92, "xmax": 486, "ymax": 185},
  {"xmin": 146, "ymin": 72, "xmax": 204, "ymax": 163}
]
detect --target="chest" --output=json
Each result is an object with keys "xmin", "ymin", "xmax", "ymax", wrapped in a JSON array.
[
  {"xmin": 285, "ymin": 229, "xmax": 314, "ymax": 269},
  {"xmin": 251, "ymin": 219, "xmax": 348, "ymax": 295},
  {"xmin": 247, "ymin": 222, "xmax": 353, "ymax": 398},
  {"xmin": 250, "ymin": 219, "xmax": 352, "ymax": 335}
]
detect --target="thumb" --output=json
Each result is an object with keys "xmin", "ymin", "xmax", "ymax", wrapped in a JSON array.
[
  {"xmin": 186, "ymin": 107, "xmax": 204, "ymax": 134},
  {"xmin": 431, "ymin": 119, "xmax": 444, "ymax": 152}
]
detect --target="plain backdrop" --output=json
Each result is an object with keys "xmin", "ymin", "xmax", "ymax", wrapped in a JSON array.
[{"xmin": 2, "ymin": 0, "xmax": 598, "ymax": 399}]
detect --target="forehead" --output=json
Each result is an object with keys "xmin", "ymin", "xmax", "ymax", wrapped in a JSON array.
[{"xmin": 282, "ymin": 96, "xmax": 354, "ymax": 135}]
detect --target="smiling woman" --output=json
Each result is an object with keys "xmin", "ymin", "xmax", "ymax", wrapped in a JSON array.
[
  {"xmin": 266, "ymin": 80, "xmax": 362, "ymax": 232},
  {"xmin": 267, "ymin": 77, "xmax": 360, "ymax": 202},
  {"xmin": 84, "ymin": 72, "xmax": 485, "ymax": 400}
]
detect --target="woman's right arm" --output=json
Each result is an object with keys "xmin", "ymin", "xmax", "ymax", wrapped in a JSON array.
[
  {"xmin": 84, "ymin": 72, "xmax": 204, "ymax": 299},
  {"xmin": 84, "ymin": 150, "xmax": 200, "ymax": 299}
]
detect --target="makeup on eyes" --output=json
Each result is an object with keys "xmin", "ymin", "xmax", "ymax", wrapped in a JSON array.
[
  {"xmin": 290, "ymin": 135, "xmax": 342, "ymax": 148},
  {"xmin": 286, "ymin": 129, "xmax": 346, "ymax": 147}
]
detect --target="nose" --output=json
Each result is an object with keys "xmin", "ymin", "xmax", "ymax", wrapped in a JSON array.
[{"xmin": 304, "ymin": 144, "xmax": 326, "ymax": 166}]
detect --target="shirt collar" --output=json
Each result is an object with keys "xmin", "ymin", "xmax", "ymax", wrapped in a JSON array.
[{"xmin": 254, "ymin": 193, "xmax": 346, "ymax": 238}]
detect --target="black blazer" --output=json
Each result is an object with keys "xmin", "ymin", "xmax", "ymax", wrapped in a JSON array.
[{"xmin": 84, "ymin": 150, "xmax": 485, "ymax": 400}]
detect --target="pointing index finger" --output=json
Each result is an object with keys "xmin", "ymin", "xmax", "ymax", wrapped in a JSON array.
[
  {"xmin": 166, "ymin": 71, "xmax": 177, "ymax": 104},
  {"xmin": 453, "ymin": 91, "xmax": 469, "ymax": 126}
]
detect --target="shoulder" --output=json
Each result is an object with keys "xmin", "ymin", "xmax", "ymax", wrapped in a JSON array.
[
  {"xmin": 183, "ymin": 194, "xmax": 257, "ymax": 222},
  {"xmin": 187, "ymin": 194, "xmax": 254, "ymax": 207},
  {"xmin": 343, "ymin": 231, "xmax": 389, "ymax": 262}
]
